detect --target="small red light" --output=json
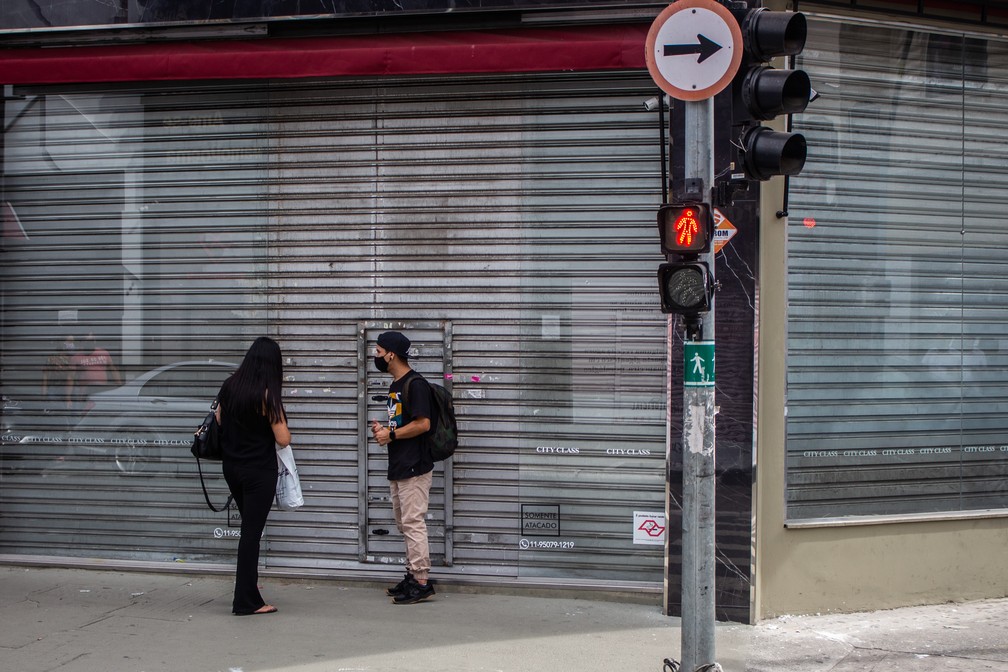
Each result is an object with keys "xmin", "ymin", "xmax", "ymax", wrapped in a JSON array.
[
  {"xmin": 803, "ymin": 217, "xmax": 816, "ymax": 229},
  {"xmin": 675, "ymin": 209, "xmax": 700, "ymax": 248}
]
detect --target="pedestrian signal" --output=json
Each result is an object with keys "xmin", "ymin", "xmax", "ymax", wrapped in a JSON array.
[
  {"xmin": 658, "ymin": 262, "xmax": 713, "ymax": 315},
  {"xmin": 658, "ymin": 202, "xmax": 712, "ymax": 256}
]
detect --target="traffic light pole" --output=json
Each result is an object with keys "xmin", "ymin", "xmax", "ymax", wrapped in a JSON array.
[
  {"xmin": 647, "ymin": 2, "xmax": 809, "ymax": 668},
  {"xmin": 680, "ymin": 96, "xmax": 717, "ymax": 672}
]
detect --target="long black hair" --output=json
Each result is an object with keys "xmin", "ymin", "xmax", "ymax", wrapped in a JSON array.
[{"xmin": 221, "ymin": 336, "xmax": 286, "ymax": 424}]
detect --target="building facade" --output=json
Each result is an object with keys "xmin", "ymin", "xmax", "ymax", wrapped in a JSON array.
[
  {"xmin": 0, "ymin": 0, "xmax": 1005, "ymax": 622},
  {"xmin": 762, "ymin": 0, "xmax": 1008, "ymax": 618}
]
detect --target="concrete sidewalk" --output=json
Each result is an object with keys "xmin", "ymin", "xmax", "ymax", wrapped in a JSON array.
[{"xmin": 1, "ymin": 565, "xmax": 1006, "ymax": 672}]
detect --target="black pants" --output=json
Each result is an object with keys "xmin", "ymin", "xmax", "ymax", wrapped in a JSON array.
[{"xmin": 222, "ymin": 461, "xmax": 277, "ymax": 614}]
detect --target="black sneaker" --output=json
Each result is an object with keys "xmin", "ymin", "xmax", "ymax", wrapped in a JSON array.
[
  {"xmin": 393, "ymin": 578, "xmax": 435, "ymax": 605},
  {"xmin": 386, "ymin": 572, "xmax": 413, "ymax": 597}
]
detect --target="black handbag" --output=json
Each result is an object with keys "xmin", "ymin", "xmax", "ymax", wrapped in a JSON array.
[
  {"xmin": 191, "ymin": 399, "xmax": 233, "ymax": 512},
  {"xmin": 191, "ymin": 399, "xmax": 222, "ymax": 460}
]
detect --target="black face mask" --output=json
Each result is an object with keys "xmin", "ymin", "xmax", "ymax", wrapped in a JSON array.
[{"xmin": 374, "ymin": 354, "xmax": 390, "ymax": 373}]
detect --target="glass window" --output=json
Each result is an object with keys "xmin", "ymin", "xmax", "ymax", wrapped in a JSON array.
[
  {"xmin": 0, "ymin": 73, "xmax": 672, "ymax": 588},
  {"xmin": 138, "ymin": 363, "xmax": 235, "ymax": 398},
  {"xmin": 786, "ymin": 18, "xmax": 1008, "ymax": 521}
]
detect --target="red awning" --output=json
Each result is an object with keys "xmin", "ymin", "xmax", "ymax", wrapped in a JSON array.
[{"xmin": 0, "ymin": 24, "xmax": 649, "ymax": 85}]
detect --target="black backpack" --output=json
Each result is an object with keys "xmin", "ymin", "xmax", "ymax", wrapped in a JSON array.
[{"xmin": 402, "ymin": 371, "xmax": 458, "ymax": 462}]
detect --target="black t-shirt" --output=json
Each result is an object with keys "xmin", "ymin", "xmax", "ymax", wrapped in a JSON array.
[
  {"xmin": 386, "ymin": 371, "xmax": 435, "ymax": 481},
  {"xmin": 218, "ymin": 380, "xmax": 279, "ymax": 474}
]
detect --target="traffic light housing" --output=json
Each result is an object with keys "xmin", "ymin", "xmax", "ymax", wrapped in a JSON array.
[
  {"xmin": 657, "ymin": 202, "xmax": 714, "ymax": 317},
  {"xmin": 658, "ymin": 262, "xmax": 713, "ymax": 315},
  {"xmin": 658, "ymin": 202, "xmax": 712, "ymax": 256},
  {"xmin": 731, "ymin": 5, "xmax": 810, "ymax": 181}
]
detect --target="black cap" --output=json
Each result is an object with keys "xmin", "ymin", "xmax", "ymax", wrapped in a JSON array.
[{"xmin": 377, "ymin": 331, "xmax": 410, "ymax": 359}]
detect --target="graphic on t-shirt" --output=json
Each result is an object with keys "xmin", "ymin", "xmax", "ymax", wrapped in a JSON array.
[
  {"xmin": 72, "ymin": 351, "xmax": 114, "ymax": 386},
  {"xmin": 387, "ymin": 392, "xmax": 403, "ymax": 430}
]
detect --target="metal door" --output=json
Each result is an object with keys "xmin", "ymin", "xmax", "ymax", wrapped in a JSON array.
[{"xmin": 357, "ymin": 321, "xmax": 454, "ymax": 566}]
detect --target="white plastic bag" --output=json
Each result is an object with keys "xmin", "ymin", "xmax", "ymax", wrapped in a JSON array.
[{"xmin": 276, "ymin": 445, "xmax": 304, "ymax": 510}]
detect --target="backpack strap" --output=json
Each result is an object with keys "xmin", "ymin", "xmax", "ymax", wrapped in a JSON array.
[{"xmin": 400, "ymin": 370, "xmax": 430, "ymax": 423}]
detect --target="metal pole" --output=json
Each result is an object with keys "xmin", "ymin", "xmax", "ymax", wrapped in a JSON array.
[
  {"xmin": 659, "ymin": 95, "xmax": 669, "ymax": 204},
  {"xmin": 680, "ymin": 96, "xmax": 717, "ymax": 672}
]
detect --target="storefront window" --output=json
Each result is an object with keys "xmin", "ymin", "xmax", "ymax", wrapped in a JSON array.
[
  {"xmin": 787, "ymin": 18, "xmax": 1008, "ymax": 521},
  {"xmin": 0, "ymin": 73, "xmax": 671, "ymax": 585},
  {"xmin": 0, "ymin": 85, "xmax": 271, "ymax": 556}
]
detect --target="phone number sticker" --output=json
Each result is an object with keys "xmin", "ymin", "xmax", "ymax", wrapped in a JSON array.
[{"xmin": 519, "ymin": 538, "xmax": 575, "ymax": 550}]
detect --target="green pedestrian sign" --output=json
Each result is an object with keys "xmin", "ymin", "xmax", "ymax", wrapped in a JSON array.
[{"xmin": 684, "ymin": 341, "xmax": 715, "ymax": 387}]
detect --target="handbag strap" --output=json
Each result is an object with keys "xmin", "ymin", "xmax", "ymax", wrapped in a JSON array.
[
  {"xmin": 195, "ymin": 452, "xmax": 233, "ymax": 513},
  {"xmin": 196, "ymin": 397, "xmax": 232, "ymax": 513}
]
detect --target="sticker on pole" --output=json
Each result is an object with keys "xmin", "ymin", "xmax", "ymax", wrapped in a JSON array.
[
  {"xmin": 645, "ymin": 0, "xmax": 743, "ymax": 101},
  {"xmin": 713, "ymin": 208, "xmax": 738, "ymax": 253},
  {"xmin": 684, "ymin": 341, "xmax": 715, "ymax": 387}
]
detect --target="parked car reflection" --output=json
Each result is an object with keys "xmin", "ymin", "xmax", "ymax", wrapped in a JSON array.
[
  {"xmin": 41, "ymin": 360, "xmax": 237, "ymax": 474},
  {"xmin": 2, "ymin": 393, "xmax": 79, "ymax": 469}
]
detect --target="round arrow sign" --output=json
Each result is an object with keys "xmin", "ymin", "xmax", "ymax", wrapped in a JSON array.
[{"xmin": 645, "ymin": 0, "xmax": 743, "ymax": 101}]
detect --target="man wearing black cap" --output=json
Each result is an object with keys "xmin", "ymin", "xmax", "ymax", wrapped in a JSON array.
[{"xmin": 370, "ymin": 331, "xmax": 436, "ymax": 604}]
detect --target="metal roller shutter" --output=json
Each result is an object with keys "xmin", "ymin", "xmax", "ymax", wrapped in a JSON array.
[
  {"xmin": 1, "ymin": 71, "xmax": 670, "ymax": 588},
  {"xmin": 786, "ymin": 17, "xmax": 1008, "ymax": 521}
]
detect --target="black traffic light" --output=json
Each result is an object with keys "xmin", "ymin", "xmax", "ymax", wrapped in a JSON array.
[
  {"xmin": 658, "ymin": 262, "xmax": 713, "ymax": 315},
  {"xmin": 657, "ymin": 202, "xmax": 714, "ymax": 316},
  {"xmin": 731, "ymin": 5, "xmax": 810, "ymax": 181},
  {"xmin": 658, "ymin": 202, "xmax": 712, "ymax": 256}
]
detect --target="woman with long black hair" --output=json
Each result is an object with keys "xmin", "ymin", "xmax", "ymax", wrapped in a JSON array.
[{"xmin": 216, "ymin": 336, "xmax": 291, "ymax": 615}]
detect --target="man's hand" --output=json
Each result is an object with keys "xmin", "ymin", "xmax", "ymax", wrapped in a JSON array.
[{"xmin": 371, "ymin": 420, "xmax": 391, "ymax": 446}]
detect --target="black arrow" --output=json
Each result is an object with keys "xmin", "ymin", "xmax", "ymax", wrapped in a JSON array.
[{"xmin": 663, "ymin": 34, "xmax": 722, "ymax": 64}]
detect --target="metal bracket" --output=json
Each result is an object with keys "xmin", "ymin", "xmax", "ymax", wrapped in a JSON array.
[{"xmin": 682, "ymin": 178, "xmax": 705, "ymax": 202}]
